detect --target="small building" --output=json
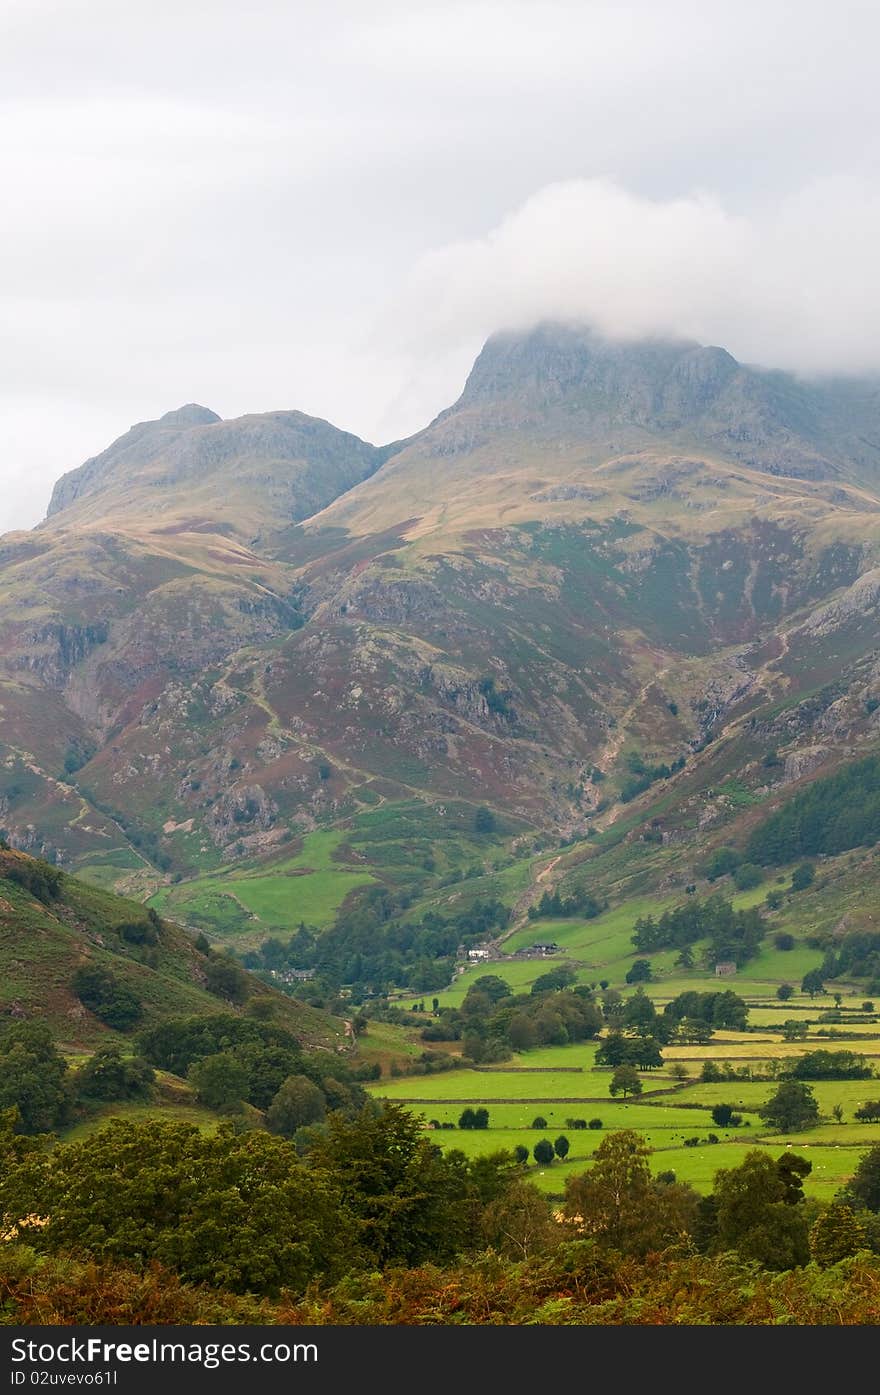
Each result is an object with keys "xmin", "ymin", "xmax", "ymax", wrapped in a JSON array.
[
  {"xmin": 715, "ymin": 961, "xmax": 737, "ymax": 978},
  {"xmin": 467, "ymin": 948, "xmax": 490, "ymax": 962}
]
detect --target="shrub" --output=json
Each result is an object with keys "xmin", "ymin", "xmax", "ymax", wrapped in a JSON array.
[{"xmin": 71, "ymin": 965, "xmax": 142, "ymax": 1031}]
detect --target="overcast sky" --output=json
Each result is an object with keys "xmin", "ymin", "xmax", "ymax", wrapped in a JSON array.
[{"xmin": 2, "ymin": 0, "xmax": 879, "ymax": 532}]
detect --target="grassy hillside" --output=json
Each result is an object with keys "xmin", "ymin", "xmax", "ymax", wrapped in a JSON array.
[{"xmin": 0, "ymin": 847, "xmax": 344, "ymax": 1050}]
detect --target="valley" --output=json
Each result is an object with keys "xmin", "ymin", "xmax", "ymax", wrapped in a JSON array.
[{"xmin": 4, "ymin": 324, "xmax": 880, "ymax": 1319}]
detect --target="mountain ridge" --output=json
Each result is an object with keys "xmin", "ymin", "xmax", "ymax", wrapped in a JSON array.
[{"xmin": 2, "ymin": 322, "xmax": 880, "ymax": 938}]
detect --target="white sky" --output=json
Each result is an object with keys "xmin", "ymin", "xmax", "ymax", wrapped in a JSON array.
[{"xmin": 2, "ymin": 0, "xmax": 879, "ymax": 531}]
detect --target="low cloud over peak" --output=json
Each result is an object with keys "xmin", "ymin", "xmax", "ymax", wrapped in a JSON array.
[{"xmin": 387, "ymin": 176, "xmax": 880, "ymax": 382}]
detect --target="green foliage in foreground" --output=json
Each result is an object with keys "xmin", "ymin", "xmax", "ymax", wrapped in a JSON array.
[{"xmin": 4, "ymin": 1107, "xmax": 880, "ymax": 1320}]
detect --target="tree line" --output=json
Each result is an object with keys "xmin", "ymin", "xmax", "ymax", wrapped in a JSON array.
[{"xmin": 5, "ymin": 1113, "xmax": 880, "ymax": 1315}]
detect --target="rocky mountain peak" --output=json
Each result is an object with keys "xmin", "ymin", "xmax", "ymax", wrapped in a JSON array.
[{"xmin": 156, "ymin": 404, "xmax": 222, "ymax": 427}]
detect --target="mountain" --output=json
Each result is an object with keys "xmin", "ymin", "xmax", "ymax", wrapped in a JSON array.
[
  {"xmin": 2, "ymin": 322, "xmax": 880, "ymax": 951},
  {"xmin": 45, "ymin": 403, "xmax": 391, "ymax": 541}
]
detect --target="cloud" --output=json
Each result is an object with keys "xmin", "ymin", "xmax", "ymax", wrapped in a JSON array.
[
  {"xmin": 1, "ymin": 1, "xmax": 879, "ymax": 532},
  {"xmin": 385, "ymin": 175, "xmax": 880, "ymax": 380}
]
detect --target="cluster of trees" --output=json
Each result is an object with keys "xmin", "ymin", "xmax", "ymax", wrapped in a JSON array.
[
  {"xmin": 789, "ymin": 1050, "xmax": 873, "ymax": 1081},
  {"xmin": 458, "ymin": 1108, "xmax": 490, "ymax": 1129},
  {"xmin": 6, "ymin": 1110, "xmax": 880, "ymax": 1315},
  {"xmin": 595, "ymin": 988, "xmax": 750, "ymax": 1064},
  {"xmin": 529, "ymin": 1136, "xmax": 569, "ymax": 1165},
  {"xmin": 527, "ymin": 887, "xmax": 606, "ymax": 921},
  {"xmin": 136, "ymin": 1012, "xmax": 370, "ymax": 1126},
  {"xmin": 631, "ymin": 894, "xmax": 765, "ymax": 967},
  {"xmin": 746, "ymin": 754, "xmax": 880, "ymax": 865},
  {"xmin": 812, "ymin": 929, "xmax": 880, "ymax": 991},
  {"xmin": 0, "ymin": 1023, "xmax": 154, "ymax": 1134},
  {"xmin": 619, "ymin": 751, "xmax": 686, "ymax": 804},
  {"xmin": 596, "ymin": 1034, "xmax": 663, "ymax": 1072},
  {"xmin": 72, "ymin": 964, "xmax": 143, "ymax": 1030},
  {"xmin": 428, "ymin": 974, "xmax": 603, "ymax": 1062},
  {"xmin": 664, "ymin": 989, "xmax": 749, "ymax": 1032},
  {"xmin": 249, "ymin": 887, "xmax": 511, "ymax": 998},
  {"xmin": 0, "ymin": 1103, "xmax": 534, "ymax": 1294}
]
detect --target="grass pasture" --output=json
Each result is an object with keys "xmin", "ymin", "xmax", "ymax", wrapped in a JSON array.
[
  {"xmin": 372, "ymin": 869, "xmax": 880, "ymax": 1199},
  {"xmin": 150, "ymin": 828, "xmax": 376, "ymax": 942}
]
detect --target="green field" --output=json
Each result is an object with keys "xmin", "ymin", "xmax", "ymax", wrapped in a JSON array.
[
  {"xmin": 373, "ymin": 862, "xmax": 880, "ymax": 1199},
  {"xmin": 150, "ymin": 829, "xmax": 376, "ymax": 940},
  {"xmin": 400, "ymin": 873, "xmax": 826, "ymax": 1010}
]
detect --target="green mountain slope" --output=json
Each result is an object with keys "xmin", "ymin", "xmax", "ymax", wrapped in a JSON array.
[{"xmin": 0, "ymin": 846, "xmax": 343, "ymax": 1050}]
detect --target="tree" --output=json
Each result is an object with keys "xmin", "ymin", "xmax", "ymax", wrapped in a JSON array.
[
  {"xmin": 809, "ymin": 1204, "xmax": 867, "ymax": 1266},
  {"xmin": 474, "ymin": 807, "xmax": 496, "ymax": 835},
  {"xmin": 188, "ymin": 1052, "xmax": 249, "ymax": 1111},
  {"xmin": 621, "ymin": 989, "xmax": 657, "ymax": 1034},
  {"xmin": 595, "ymin": 1031, "xmax": 629, "ymax": 1067},
  {"xmin": 508, "ymin": 1015, "xmax": 538, "ymax": 1051},
  {"xmin": 554, "ymin": 1135, "xmax": 570, "ymax": 1160},
  {"xmin": 204, "ymin": 956, "xmax": 250, "ymax": 1006},
  {"xmin": 625, "ymin": 959, "xmax": 652, "ymax": 984},
  {"xmin": 459, "ymin": 1107, "xmax": 477, "ymax": 1130},
  {"xmin": 469, "ymin": 975, "xmax": 512, "ymax": 1004},
  {"xmin": 0, "ymin": 1021, "xmax": 68, "ymax": 1133},
  {"xmin": 481, "ymin": 1179, "xmax": 557, "ymax": 1260},
  {"xmin": 781, "ymin": 1019, "xmax": 808, "ymax": 1041},
  {"xmin": 801, "ymin": 969, "xmax": 825, "ymax": 998},
  {"xmin": 533, "ymin": 1139, "xmax": 555, "ymax": 1166},
  {"xmin": 514, "ymin": 1144, "xmax": 530, "ymax": 1164},
  {"xmin": 75, "ymin": 1046, "xmax": 154, "ymax": 1102},
  {"xmin": 848, "ymin": 1143, "xmax": 880, "ymax": 1211},
  {"xmin": 776, "ymin": 983, "xmax": 794, "ymax": 1001},
  {"xmin": 72, "ymin": 965, "xmax": 142, "ymax": 1030},
  {"xmin": 791, "ymin": 863, "xmax": 815, "ymax": 892},
  {"xmin": 759, "ymin": 1080, "xmax": 820, "ymax": 1132},
  {"xmin": 669, "ymin": 1062, "xmax": 690, "ymax": 1082},
  {"xmin": 854, "ymin": 1101, "xmax": 880, "ymax": 1122},
  {"xmin": 307, "ymin": 1102, "xmax": 478, "ymax": 1267},
  {"xmin": 531, "ymin": 1116, "xmax": 548, "ymax": 1129},
  {"xmin": 473, "ymin": 1107, "xmax": 489, "ymax": 1130},
  {"xmin": 832, "ymin": 1103, "xmax": 845, "ymax": 1123},
  {"xmin": 711, "ymin": 1103, "xmax": 742, "ymax": 1129},
  {"xmin": 0, "ymin": 1118, "xmax": 356, "ymax": 1296},
  {"xmin": 236, "ymin": 1044, "xmax": 304, "ymax": 1110},
  {"xmin": 609, "ymin": 1064, "xmax": 642, "ymax": 1099},
  {"xmin": 711, "ymin": 1150, "xmax": 811, "ymax": 1269},
  {"xmin": 733, "ymin": 863, "xmax": 763, "ymax": 891},
  {"xmin": 265, "ymin": 1075, "xmax": 326, "ymax": 1136},
  {"xmin": 563, "ymin": 1130, "xmax": 698, "ymax": 1256}
]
